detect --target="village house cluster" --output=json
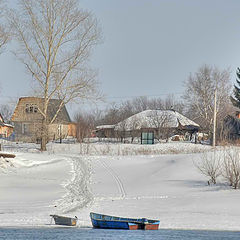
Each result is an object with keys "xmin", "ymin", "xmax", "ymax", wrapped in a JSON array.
[{"xmin": 1, "ymin": 97, "xmax": 240, "ymax": 145}]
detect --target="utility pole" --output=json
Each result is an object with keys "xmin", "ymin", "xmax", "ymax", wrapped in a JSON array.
[{"xmin": 213, "ymin": 89, "xmax": 217, "ymax": 147}]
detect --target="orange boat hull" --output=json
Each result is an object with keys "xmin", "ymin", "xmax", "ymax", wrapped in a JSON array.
[{"xmin": 144, "ymin": 223, "xmax": 159, "ymax": 230}]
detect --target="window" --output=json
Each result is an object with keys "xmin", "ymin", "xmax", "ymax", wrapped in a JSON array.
[
  {"xmin": 141, "ymin": 132, "xmax": 154, "ymax": 144},
  {"xmin": 22, "ymin": 123, "xmax": 29, "ymax": 134},
  {"xmin": 26, "ymin": 104, "xmax": 38, "ymax": 113},
  {"xmin": 57, "ymin": 124, "xmax": 63, "ymax": 136}
]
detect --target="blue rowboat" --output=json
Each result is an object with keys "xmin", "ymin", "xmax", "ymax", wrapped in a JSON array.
[{"xmin": 90, "ymin": 212, "xmax": 160, "ymax": 230}]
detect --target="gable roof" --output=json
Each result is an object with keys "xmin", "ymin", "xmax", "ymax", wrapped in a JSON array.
[
  {"xmin": 0, "ymin": 113, "xmax": 3, "ymax": 122},
  {"xmin": 11, "ymin": 97, "xmax": 71, "ymax": 123},
  {"xmin": 0, "ymin": 122, "xmax": 14, "ymax": 128},
  {"xmin": 115, "ymin": 109, "xmax": 199, "ymax": 131},
  {"xmin": 0, "ymin": 113, "xmax": 14, "ymax": 128},
  {"xmin": 47, "ymin": 99, "xmax": 71, "ymax": 123}
]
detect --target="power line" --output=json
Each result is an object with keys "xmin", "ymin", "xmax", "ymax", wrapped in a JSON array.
[
  {"xmin": 0, "ymin": 92, "xmax": 184, "ymax": 100},
  {"xmin": 104, "ymin": 92, "xmax": 184, "ymax": 100}
]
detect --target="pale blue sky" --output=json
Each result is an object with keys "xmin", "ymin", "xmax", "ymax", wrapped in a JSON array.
[{"xmin": 1, "ymin": 0, "xmax": 240, "ymax": 116}]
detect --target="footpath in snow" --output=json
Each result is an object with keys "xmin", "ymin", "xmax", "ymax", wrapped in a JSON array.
[{"xmin": 0, "ymin": 142, "xmax": 240, "ymax": 231}]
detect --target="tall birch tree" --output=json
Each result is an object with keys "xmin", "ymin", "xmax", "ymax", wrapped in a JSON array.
[
  {"xmin": 0, "ymin": 0, "xmax": 9, "ymax": 53},
  {"xmin": 9, "ymin": 0, "xmax": 101, "ymax": 150}
]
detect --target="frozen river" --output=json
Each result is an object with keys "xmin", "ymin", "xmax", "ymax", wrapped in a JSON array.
[{"xmin": 0, "ymin": 228, "xmax": 239, "ymax": 240}]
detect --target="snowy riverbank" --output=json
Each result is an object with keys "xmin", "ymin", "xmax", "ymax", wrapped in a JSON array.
[{"xmin": 0, "ymin": 142, "xmax": 240, "ymax": 231}]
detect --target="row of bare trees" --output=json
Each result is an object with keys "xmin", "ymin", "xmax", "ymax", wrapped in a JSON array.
[
  {"xmin": 195, "ymin": 148, "xmax": 240, "ymax": 189},
  {"xmin": 97, "ymin": 95, "xmax": 184, "ymax": 126},
  {"xmin": 75, "ymin": 64, "xmax": 233, "ymax": 144},
  {"xmin": 74, "ymin": 95, "xmax": 184, "ymax": 142}
]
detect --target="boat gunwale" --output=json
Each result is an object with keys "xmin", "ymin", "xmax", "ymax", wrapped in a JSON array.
[{"xmin": 90, "ymin": 212, "xmax": 159, "ymax": 224}]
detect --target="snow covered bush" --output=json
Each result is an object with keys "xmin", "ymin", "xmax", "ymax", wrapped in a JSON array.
[
  {"xmin": 195, "ymin": 148, "xmax": 240, "ymax": 189},
  {"xmin": 194, "ymin": 151, "xmax": 222, "ymax": 184},
  {"xmin": 222, "ymin": 148, "xmax": 240, "ymax": 189}
]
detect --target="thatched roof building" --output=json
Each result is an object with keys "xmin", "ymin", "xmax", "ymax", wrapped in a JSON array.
[{"xmin": 114, "ymin": 109, "xmax": 199, "ymax": 131}]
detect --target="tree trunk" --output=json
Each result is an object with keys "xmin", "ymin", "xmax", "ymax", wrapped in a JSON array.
[
  {"xmin": 40, "ymin": 119, "xmax": 48, "ymax": 151},
  {"xmin": 41, "ymin": 135, "xmax": 47, "ymax": 151}
]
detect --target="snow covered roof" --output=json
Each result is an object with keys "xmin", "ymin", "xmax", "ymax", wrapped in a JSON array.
[
  {"xmin": 3, "ymin": 123, "xmax": 14, "ymax": 128},
  {"xmin": 96, "ymin": 125, "xmax": 115, "ymax": 130},
  {"xmin": 0, "ymin": 122, "xmax": 14, "ymax": 128},
  {"xmin": 114, "ymin": 110, "xmax": 199, "ymax": 131}
]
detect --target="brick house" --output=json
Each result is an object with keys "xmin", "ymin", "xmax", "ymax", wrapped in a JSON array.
[{"xmin": 11, "ymin": 97, "xmax": 76, "ymax": 142}]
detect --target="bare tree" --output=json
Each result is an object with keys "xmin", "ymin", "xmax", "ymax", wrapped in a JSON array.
[
  {"xmin": 131, "ymin": 96, "xmax": 149, "ymax": 113},
  {"xmin": 162, "ymin": 95, "xmax": 184, "ymax": 113},
  {"xmin": 183, "ymin": 65, "xmax": 233, "ymax": 139},
  {"xmin": 90, "ymin": 108, "xmax": 104, "ymax": 126},
  {"xmin": 148, "ymin": 110, "xmax": 173, "ymax": 141},
  {"xmin": 118, "ymin": 100, "xmax": 136, "ymax": 120},
  {"xmin": 129, "ymin": 95, "xmax": 184, "ymax": 113},
  {"xmin": 115, "ymin": 120, "xmax": 128, "ymax": 143},
  {"xmin": 0, "ymin": 0, "xmax": 9, "ymax": 53},
  {"xmin": 75, "ymin": 112, "xmax": 94, "ymax": 143},
  {"xmin": 194, "ymin": 151, "xmax": 222, "ymax": 184},
  {"xmin": 9, "ymin": 0, "xmax": 101, "ymax": 150},
  {"xmin": 101, "ymin": 103, "xmax": 121, "ymax": 125},
  {"xmin": 129, "ymin": 116, "xmax": 141, "ymax": 143},
  {"xmin": 0, "ymin": 104, "xmax": 14, "ymax": 123}
]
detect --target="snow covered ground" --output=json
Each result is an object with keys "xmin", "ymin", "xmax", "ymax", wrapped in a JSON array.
[{"xmin": 0, "ymin": 141, "xmax": 240, "ymax": 231}]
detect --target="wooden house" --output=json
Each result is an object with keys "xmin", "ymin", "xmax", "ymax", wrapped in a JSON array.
[
  {"xmin": 0, "ymin": 113, "xmax": 14, "ymax": 139},
  {"xmin": 11, "ymin": 97, "xmax": 76, "ymax": 142}
]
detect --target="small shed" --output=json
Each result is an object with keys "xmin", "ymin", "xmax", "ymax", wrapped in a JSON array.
[{"xmin": 95, "ymin": 125, "xmax": 115, "ymax": 138}]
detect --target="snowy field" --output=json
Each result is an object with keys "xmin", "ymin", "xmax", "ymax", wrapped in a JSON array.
[{"xmin": 0, "ymin": 141, "xmax": 240, "ymax": 231}]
